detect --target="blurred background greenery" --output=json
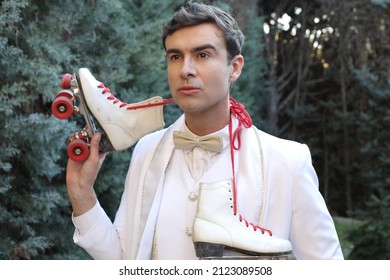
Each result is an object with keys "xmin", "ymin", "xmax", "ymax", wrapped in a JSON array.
[{"xmin": 1, "ymin": 0, "xmax": 389, "ymax": 259}]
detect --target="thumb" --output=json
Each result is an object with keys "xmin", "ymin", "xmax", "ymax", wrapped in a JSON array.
[
  {"xmin": 89, "ymin": 132, "xmax": 107, "ymax": 163},
  {"xmin": 90, "ymin": 133, "xmax": 101, "ymax": 154}
]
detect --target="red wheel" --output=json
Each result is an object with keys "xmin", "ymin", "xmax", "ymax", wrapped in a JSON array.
[
  {"xmin": 68, "ymin": 139, "xmax": 89, "ymax": 162},
  {"xmin": 51, "ymin": 96, "xmax": 74, "ymax": 119},
  {"xmin": 55, "ymin": 89, "xmax": 73, "ymax": 100},
  {"xmin": 61, "ymin": 73, "xmax": 73, "ymax": 89}
]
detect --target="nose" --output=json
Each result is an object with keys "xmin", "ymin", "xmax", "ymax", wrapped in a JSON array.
[{"xmin": 180, "ymin": 57, "xmax": 196, "ymax": 79}]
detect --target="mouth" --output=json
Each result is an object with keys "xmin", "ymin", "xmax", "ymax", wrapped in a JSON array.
[{"xmin": 177, "ymin": 85, "xmax": 201, "ymax": 95}]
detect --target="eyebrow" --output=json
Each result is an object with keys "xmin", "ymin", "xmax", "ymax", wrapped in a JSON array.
[{"xmin": 166, "ymin": 44, "xmax": 218, "ymax": 55}]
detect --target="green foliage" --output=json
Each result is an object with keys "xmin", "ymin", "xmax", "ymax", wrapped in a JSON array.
[
  {"xmin": 347, "ymin": 191, "xmax": 390, "ymax": 259},
  {"xmin": 233, "ymin": 8, "xmax": 270, "ymax": 130},
  {"xmin": 333, "ymin": 216, "xmax": 362, "ymax": 258},
  {"xmin": 371, "ymin": 0, "xmax": 390, "ymax": 7},
  {"xmin": 353, "ymin": 66, "xmax": 390, "ymax": 194},
  {"xmin": 1, "ymin": 0, "xmax": 388, "ymax": 260},
  {"xmin": 346, "ymin": 63, "xmax": 390, "ymax": 259},
  {"xmin": 0, "ymin": 0, "xmax": 180, "ymax": 259}
]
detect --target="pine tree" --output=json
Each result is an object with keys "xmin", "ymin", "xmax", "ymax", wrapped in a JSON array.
[
  {"xmin": 0, "ymin": 0, "xmax": 180, "ymax": 259},
  {"xmin": 371, "ymin": 0, "xmax": 390, "ymax": 7},
  {"xmin": 346, "ymin": 65, "xmax": 390, "ymax": 259},
  {"xmin": 0, "ymin": 0, "xmax": 80, "ymax": 259},
  {"xmin": 233, "ymin": 7, "xmax": 271, "ymax": 131}
]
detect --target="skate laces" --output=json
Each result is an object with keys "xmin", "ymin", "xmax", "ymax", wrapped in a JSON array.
[
  {"xmin": 97, "ymin": 82, "xmax": 175, "ymax": 109},
  {"xmin": 238, "ymin": 214, "xmax": 272, "ymax": 235},
  {"xmin": 229, "ymin": 98, "xmax": 272, "ymax": 236},
  {"xmin": 98, "ymin": 82, "xmax": 128, "ymax": 107},
  {"xmin": 229, "ymin": 97, "xmax": 252, "ymax": 150}
]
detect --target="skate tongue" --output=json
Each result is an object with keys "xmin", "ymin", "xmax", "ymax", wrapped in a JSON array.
[{"xmin": 97, "ymin": 82, "xmax": 175, "ymax": 110}]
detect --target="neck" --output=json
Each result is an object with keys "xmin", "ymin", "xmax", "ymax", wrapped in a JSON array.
[{"xmin": 184, "ymin": 110, "xmax": 230, "ymax": 136}]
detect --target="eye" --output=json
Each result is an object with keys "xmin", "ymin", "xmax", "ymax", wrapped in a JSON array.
[
  {"xmin": 197, "ymin": 52, "xmax": 210, "ymax": 59},
  {"xmin": 167, "ymin": 54, "xmax": 181, "ymax": 61}
]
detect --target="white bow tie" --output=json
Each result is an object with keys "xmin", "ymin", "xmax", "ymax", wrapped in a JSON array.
[{"xmin": 173, "ymin": 131, "xmax": 223, "ymax": 153}]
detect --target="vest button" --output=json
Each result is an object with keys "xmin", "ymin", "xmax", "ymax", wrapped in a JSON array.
[
  {"xmin": 188, "ymin": 192, "xmax": 198, "ymax": 201},
  {"xmin": 185, "ymin": 226, "xmax": 193, "ymax": 236}
]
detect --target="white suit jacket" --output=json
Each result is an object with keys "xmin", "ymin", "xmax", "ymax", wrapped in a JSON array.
[{"xmin": 72, "ymin": 115, "xmax": 343, "ymax": 259}]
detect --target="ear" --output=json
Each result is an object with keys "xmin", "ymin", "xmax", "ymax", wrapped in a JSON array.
[{"xmin": 229, "ymin": 55, "xmax": 244, "ymax": 83}]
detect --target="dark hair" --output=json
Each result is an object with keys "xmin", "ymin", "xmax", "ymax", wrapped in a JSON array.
[{"xmin": 162, "ymin": 2, "xmax": 245, "ymax": 61}]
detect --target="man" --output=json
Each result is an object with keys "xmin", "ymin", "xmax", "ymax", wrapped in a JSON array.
[{"xmin": 66, "ymin": 2, "xmax": 343, "ymax": 259}]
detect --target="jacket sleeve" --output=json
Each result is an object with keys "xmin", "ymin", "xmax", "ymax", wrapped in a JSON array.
[
  {"xmin": 72, "ymin": 201, "xmax": 122, "ymax": 259},
  {"xmin": 71, "ymin": 126, "xmax": 172, "ymax": 260},
  {"xmin": 71, "ymin": 137, "xmax": 149, "ymax": 260},
  {"xmin": 289, "ymin": 144, "xmax": 344, "ymax": 259}
]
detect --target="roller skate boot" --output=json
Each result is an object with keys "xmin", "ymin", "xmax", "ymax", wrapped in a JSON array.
[
  {"xmin": 51, "ymin": 68, "xmax": 173, "ymax": 161},
  {"xmin": 193, "ymin": 180, "xmax": 292, "ymax": 259}
]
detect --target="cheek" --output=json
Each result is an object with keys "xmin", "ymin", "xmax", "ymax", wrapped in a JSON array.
[
  {"xmin": 167, "ymin": 67, "xmax": 176, "ymax": 86},
  {"xmin": 208, "ymin": 68, "xmax": 231, "ymax": 87}
]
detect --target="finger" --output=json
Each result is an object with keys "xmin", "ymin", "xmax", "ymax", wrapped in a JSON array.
[
  {"xmin": 91, "ymin": 133, "xmax": 108, "ymax": 164},
  {"xmin": 86, "ymin": 133, "xmax": 108, "ymax": 171},
  {"xmin": 91, "ymin": 132, "xmax": 101, "ymax": 150},
  {"xmin": 88, "ymin": 133, "xmax": 102, "ymax": 160}
]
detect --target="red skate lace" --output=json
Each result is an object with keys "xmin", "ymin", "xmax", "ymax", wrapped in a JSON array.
[
  {"xmin": 229, "ymin": 97, "xmax": 252, "ymax": 150},
  {"xmin": 98, "ymin": 82, "xmax": 174, "ymax": 109},
  {"xmin": 229, "ymin": 97, "xmax": 272, "ymax": 236},
  {"xmin": 239, "ymin": 214, "xmax": 272, "ymax": 235}
]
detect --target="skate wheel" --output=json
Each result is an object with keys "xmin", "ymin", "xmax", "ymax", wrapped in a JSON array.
[
  {"xmin": 61, "ymin": 73, "xmax": 73, "ymax": 89},
  {"xmin": 52, "ymin": 96, "xmax": 74, "ymax": 119},
  {"xmin": 55, "ymin": 89, "xmax": 73, "ymax": 99},
  {"xmin": 68, "ymin": 139, "xmax": 89, "ymax": 162}
]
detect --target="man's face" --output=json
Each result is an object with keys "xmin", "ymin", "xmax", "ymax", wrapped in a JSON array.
[{"xmin": 165, "ymin": 23, "xmax": 243, "ymax": 122}]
